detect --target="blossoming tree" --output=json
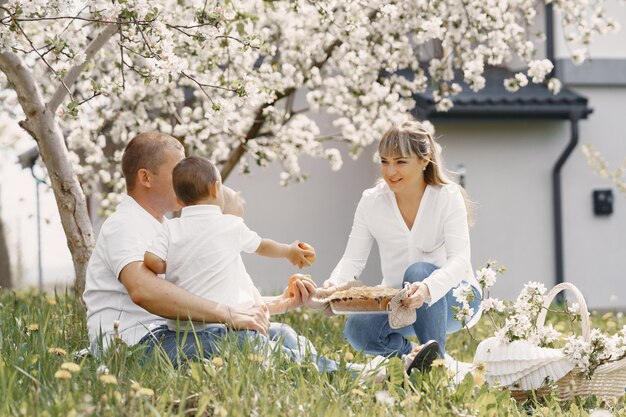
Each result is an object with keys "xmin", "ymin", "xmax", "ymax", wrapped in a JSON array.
[{"xmin": 0, "ymin": 0, "xmax": 620, "ymax": 295}]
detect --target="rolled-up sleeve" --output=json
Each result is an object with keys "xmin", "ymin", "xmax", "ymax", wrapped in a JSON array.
[
  {"xmin": 422, "ymin": 186, "xmax": 472, "ymax": 304},
  {"xmin": 329, "ymin": 194, "xmax": 374, "ymax": 285}
]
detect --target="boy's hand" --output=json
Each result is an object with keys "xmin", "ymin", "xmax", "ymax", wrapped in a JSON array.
[{"xmin": 287, "ymin": 241, "xmax": 315, "ymax": 269}]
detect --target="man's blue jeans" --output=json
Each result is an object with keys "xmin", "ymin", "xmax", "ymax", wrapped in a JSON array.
[
  {"xmin": 344, "ymin": 262, "xmax": 480, "ymax": 357},
  {"xmin": 138, "ymin": 322, "xmax": 339, "ymax": 372}
]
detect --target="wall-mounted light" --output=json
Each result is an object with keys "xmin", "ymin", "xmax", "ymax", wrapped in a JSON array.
[{"xmin": 593, "ymin": 189, "xmax": 613, "ymax": 216}]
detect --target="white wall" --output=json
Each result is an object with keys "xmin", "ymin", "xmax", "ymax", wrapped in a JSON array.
[{"xmin": 227, "ymin": 141, "xmax": 384, "ymax": 292}]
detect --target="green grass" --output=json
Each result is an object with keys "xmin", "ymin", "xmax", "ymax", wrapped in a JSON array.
[{"xmin": 1, "ymin": 289, "xmax": 625, "ymax": 416}]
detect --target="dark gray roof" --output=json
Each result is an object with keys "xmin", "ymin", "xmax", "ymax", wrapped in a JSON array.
[{"xmin": 406, "ymin": 67, "xmax": 592, "ymax": 120}]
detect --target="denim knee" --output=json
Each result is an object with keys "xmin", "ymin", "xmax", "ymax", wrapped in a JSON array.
[
  {"xmin": 403, "ymin": 262, "xmax": 438, "ymax": 284},
  {"xmin": 344, "ymin": 316, "xmax": 369, "ymax": 351}
]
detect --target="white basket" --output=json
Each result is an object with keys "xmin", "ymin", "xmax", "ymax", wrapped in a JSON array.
[{"xmin": 509, "ymin": 283, "xmax": 626, "ymax": 402}]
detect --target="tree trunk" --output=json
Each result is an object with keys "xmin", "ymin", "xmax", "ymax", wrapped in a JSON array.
[
  {"xmin": 0, "ymin": 52, "xmax": 94, "ymax": 298},
  {"xmin": 0, "ymin": 219, "xmax": 12, "ymax": 289}
]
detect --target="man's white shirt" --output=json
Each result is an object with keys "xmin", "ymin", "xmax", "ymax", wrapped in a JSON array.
[
  {"xmin": 84, "ymin": 195, "xmax": 165, "ymax": 352},
  {"xmin": 147, "ymin": 204, "xmax": 262, "ymax": 331}
]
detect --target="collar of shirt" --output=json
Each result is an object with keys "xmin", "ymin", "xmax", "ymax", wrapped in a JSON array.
[
  {"xmin": 180, "ymin": 204, "xmax": 222, "ymax": 218},
  {"xmin": 121, "ymin": 194, "xmax": 164, "ymax": 225}
]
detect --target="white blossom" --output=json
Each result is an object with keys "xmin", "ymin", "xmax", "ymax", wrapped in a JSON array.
[
  {"xmin": 547, "ymin": 78, "xmax": 562, "ymax": 95},
  {"xmin": 481, "ymin": 297, "xmax": 505, "ymax": 313},
  {"xmin": 476, "ymin": 267, "xmax": 497, "ymax": 289},
  {"xmin": 527, "ymin": 59, "xmax": 554, "ymax": 83}
]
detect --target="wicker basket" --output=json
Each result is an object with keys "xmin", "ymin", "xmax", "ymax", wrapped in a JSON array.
[{"xmin": 510, "ymin": 283, "xmax": 626, "ymax": 402}]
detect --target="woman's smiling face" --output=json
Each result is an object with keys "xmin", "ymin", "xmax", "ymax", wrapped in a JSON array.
[{"xmin": 380, "ymin": 154, "xmax": 428, "ymax": 193}]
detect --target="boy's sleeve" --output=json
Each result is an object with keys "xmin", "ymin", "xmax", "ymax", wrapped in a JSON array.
[
  {"xmin": 146, "ymin": 223, "xmax": 170, "ymax": 261},
  {"xmin": 239, "ymin": 220, "xmax": 262, "ymax": 253}
]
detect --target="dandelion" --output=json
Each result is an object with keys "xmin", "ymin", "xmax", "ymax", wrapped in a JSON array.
[
  {"xmin": 374, "ymin": 390, "xmax": 395, "ymax": 406},
  {"xmin": 344, "ymin": 351, "xmax": 354, "ymax": 362},
  {"xmin": 60, "ymin": 362, "xmax": 81, "ymax": 373},
  {"xmin": 431, "ymin": 358, "xmax": 447, "ymax": 368},
  {"xmin": 138, "ymin": 388, "xmax": 154, "ymax": 397},
  {"xmin": 48, "ymin": 347, "xmax": 67, "ymax": 356},
  {"xmin": 27, "ymin": 323, "xmax": 39, "ymax": 331},
  {"xmin": 248, "ymin": 353, "xmax": 265, "ymax": 362},
  {"xmin": 99, "ymin": 374, "xmax": 118, "ymax": 385},
  {"xmin": 47, "ymin": 297, "xmax": 57, "ymax": 306},
  {"xmin": 212, "ymin": 357, "xmax": 224, "ymax": 367},
  {"xmin": 351, "ymin": 388, "xmax": 366, "ymax": 396},
  {"xmin": 131, "ymin": 381, "xmax": 141, "ymax": 391},
  {"xmin": 54, "ymin": 370, "xmax": 72, "ymax": 379},
  {"xmin": 473, "ymin": 373, "xmax": 485, "ymax": 385},
  {"xmin": 97, "ymin": 365, "xmax": 110, "ymax": 375}
]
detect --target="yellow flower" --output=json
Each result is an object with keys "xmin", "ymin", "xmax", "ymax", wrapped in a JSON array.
[
  {"xmin": 431, "ymin": 358, "xmax": 446, "ymax": 368},
  {"xmin": 99, "ymin": 374, "xmax": 118, "ymax": 385},
  {"xmin": 473, "ymin": 361, "xmax": 486, "ymax": 374},
  {"xmin": 48, "ymin": 347, "xmax": 67, "ymax": 356},
  {"xmin": 211, "ymin": 357, "xmax": 224, "ymax": 367},
  {"xmin": 138, "ymin": 387, "xmax": 154, "ymax": 397},
  {"xmin": 61, "ymin": 362, "xmax": 81, "ymax": 373},
  {"xmin": 47, "ymin": 298, "xmax": 57, "ymax": 306},
  {"xmin": 344, "ymin": 351, "xmax": 354, "ymax": 361},
  {"xmin": 350, "ymin": 389, "xmax": 366, "ymax": 397},
  {"xmin": 27, "ymin": 323, "xmax": 39, "ymax": 331},
  {"xmin": 474, "ymin": 373, "xmax": 485, "ymax": 386},
  {"xmin": 130, "ymin": 381, "xmax": 141, "ymax": 391},
  {"xmin": 54, "ymin": 370, "xmax": 72, "ymax": 379},
  {"xmin": 400, "ymin": 395, "xmax": 421, "ymax": 407},
  {"xmin": 248, "ymin": 353, "xmax": 265, "ymax": 362}
]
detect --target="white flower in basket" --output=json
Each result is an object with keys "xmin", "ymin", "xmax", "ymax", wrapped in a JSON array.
[{"xmin": 466, "ymin": 276, "xmax": 626, "ymax": 402}]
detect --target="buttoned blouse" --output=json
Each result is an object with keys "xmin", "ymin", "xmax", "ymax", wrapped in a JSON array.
[{"xmin": 329, "ymin": 181, "xmax": 481, "ymax": 305}]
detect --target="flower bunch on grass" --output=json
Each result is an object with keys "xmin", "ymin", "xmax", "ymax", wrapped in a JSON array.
[{"xmin": 455, "ymin": 261, "xmax": 626, "ymax": 378}]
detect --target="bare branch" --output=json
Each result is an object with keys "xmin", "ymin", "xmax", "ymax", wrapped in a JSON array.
[{"xmin": 47, "ymin": 23, "xmax": 118, "ymax": 113}]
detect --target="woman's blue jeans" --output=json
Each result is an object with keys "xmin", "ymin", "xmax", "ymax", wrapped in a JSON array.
[{"xmin": 344, "ymin": 262, "xmax": 480, "ymax": 357}]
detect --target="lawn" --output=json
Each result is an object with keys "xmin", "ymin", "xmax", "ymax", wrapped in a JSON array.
[{"xmin": 1, "ymin": 289, "xmax": 625, "ymax": 416}]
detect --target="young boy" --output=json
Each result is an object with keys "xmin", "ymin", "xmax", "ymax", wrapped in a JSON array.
[{"xmin": 143, "ymin": 155, "xmax": 315, "ymax": 332}]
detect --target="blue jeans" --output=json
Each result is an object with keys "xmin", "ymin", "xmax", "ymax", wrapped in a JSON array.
[
  {"xmin": 344, "ymin": 262, "xmax": 481, "ymax": 357},
  {"xmin": 138, "ymin": 322, "xmax": 339, "ymax": 372}
]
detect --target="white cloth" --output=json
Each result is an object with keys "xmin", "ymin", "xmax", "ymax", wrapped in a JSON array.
[
  {"xmin": 329, "ymin": 181, "xmax": 481, "ymax": 308},
  {"xmin": 84, "ymin": 195, "xmax": 165, "ymax": 351},
  {"xmin": 146, "ymin": 204, "xmax": 262, "ymax": 331}
]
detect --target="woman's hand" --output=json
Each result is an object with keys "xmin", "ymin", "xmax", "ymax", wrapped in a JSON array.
[
  {"xmin": 322, "ymin": 279, "xmax": 337, "ymax": 291},
  {"xmin": 402, "ymin": 282, "xmax": 431, "ymax": 309}
]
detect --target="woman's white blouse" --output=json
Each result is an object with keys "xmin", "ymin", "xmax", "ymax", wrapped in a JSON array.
[{"xmin": 329, "ymin": 181, "xmax": 481, "ymax": 305}]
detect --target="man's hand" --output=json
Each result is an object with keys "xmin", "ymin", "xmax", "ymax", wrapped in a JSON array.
[
  {"xmin": 224, "ymin": 304, "xmax": 270, "ymax": 336},
  {"xmin": 402, "ymin": 282, "xmax": 431, "ymax": 309},
  {"xmin": 286, "ymin": 241, "xmax": 315, "ymax": 269}
]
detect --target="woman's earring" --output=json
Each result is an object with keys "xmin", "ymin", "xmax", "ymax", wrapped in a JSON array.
[{"xmin": 423, "ymin": 166, "xmax": 427, "ymax": 171}]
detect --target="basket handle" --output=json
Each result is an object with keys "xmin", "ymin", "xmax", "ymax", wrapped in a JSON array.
[{"xmin": 536, "ymin": 282, "xmax": 590, "ymax": 342}]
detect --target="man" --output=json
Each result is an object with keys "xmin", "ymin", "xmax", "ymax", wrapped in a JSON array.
[{"xmin": 83, "ymin": 131, "xmax": 315, "ymax": 362}]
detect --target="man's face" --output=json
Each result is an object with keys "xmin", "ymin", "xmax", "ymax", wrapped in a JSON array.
[{"xmin": 151, "ymin": 148, "xmax": 185, "ymax": 213}]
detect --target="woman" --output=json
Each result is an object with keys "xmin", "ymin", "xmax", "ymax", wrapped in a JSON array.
[{"xmin": 324, "ymin": 121, "xmax": 482, "ymax": 364}]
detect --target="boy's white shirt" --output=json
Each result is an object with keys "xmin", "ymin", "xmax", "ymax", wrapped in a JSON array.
[
  {"xmin": 146, "ymin": 204, "xmax": 262, "ymax": 331},
  {"xmin": 329, "ymin": 182, "xmax": 482, "ymax": 317},
  {"xmin": 84, "ymin": 195, "xmax": 166, "ymax": 352}
]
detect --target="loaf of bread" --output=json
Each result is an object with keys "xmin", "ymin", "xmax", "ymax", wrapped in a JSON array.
[{"xmin": 328, "ymin": 286, "xmax": 399, "ymax": 312}]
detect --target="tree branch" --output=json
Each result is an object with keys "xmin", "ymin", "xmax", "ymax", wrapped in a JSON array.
[
  {"xmin": 47, "ymin": 23, "xmax": 118, "ymax": 113},
  {"xmin": 220, "ymin": 9, "xmax": 372, "ymax": 181}
]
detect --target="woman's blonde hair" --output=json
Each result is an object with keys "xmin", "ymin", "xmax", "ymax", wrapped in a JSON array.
[{"xmin": 378, "ymin": 121, "xmax": 474, "ymax": 225}]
